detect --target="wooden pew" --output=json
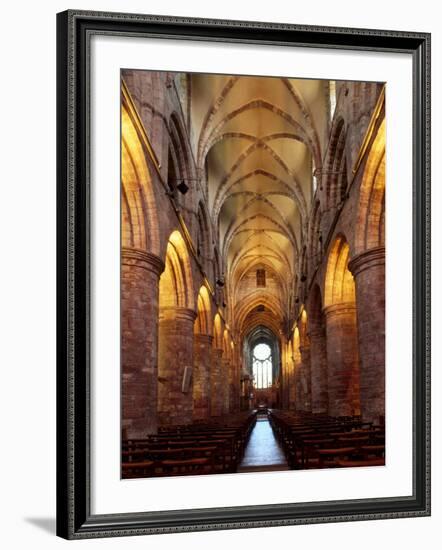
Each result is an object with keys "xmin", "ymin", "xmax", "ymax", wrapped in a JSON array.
[
  {"xmin": 268, "ymin": 409, "xmax": 384, "ymax": 470},
  {"xmin": 316, "ymin": 446, "xmax": 356, "ymax": 468},
  {"xmin": 122, "ymin": 410, "xmax": 257, "ymax": 477},
  {"xmin": 337, "ymin": 457, "xmax": 385, "ymax": 468}
]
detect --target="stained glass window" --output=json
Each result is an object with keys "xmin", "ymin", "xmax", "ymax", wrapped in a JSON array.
[{"xmin": 252, "ymin": 343, "xmax": 273, "ymax": 389}]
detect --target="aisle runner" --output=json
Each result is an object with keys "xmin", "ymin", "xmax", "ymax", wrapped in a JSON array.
[{"xmin": 238, "ymin": 418, "xmax": 289, "ymax": 472}]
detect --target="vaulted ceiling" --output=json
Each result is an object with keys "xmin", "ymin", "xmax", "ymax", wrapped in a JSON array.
[{"xmin": 189, "ymin": 73, "xmax": 330, "ymax": 336}]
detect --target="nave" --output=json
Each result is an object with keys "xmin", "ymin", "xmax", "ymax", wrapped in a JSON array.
[{"xmin": 121, "ymin": 69, "xmax": 386, "ymax": 478}]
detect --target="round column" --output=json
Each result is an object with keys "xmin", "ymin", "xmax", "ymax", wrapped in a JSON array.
[
  {"xmin": 210, "ymin": 348, "xmax": 224, "ymax": 416},
  {"xmin": 228, "ymin": 361, "xmax": 238, "ymax": 414},
  {"xmin": 282, "ymin": 345, "xmax": 291, "ymax": 409},
  {"xmin": 349, "ymin": 246, "xmax": 385, "ymax": 423},
  {"xmin": 121, "ymin": 248, "xmax": 164, "ymax": 438},
  {"xmin": 308, "ymin": 327, "xmax": 329, "ymax": 414},
  {"xmin": 291, "ymin": 336, "xmax": 302, "ymax": 410},
  {"xmin": 324, "ymin": 303, "xmax": 361, "ymax": 417},
  {"xmin": 297, "ymin": 344, "xmax": 312, "ymax": 411},
  {"xmin": 193, "ymin": 333, "xmax": 213, "ymax": 420},
  {"xmin": 221, "ymin": 358, "xmax": 231, "ymax": 415},
  {"xmin": 158, "ymin": 307, "xmax": 197, "ymax": 426}
]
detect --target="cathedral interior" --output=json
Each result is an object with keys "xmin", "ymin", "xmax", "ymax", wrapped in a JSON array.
[{"xmin": 121, "ymin": 70, "xmax": 386, "ymax": 477}]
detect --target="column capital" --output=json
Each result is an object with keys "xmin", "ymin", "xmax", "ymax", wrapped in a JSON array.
[
  {"xmin": 323, "ymin": 302, "xmax": 357, "ymax": 318},
  {"xmin": 348, "ymin": 246, "xmax": 385, "ymax": 277},
  {"xmin": 307, "ymin": 327, "xmax": 325, "ymax": 339},
  {"xmin": 194, "ymin": 333, "xmax": 214, "ymax": 345},
  {"xmin": 121, "ymin": 247, "xmax": 165, "ymax": 276},
  {"xmin": 160, "ymin": 306, "xmax": 197, "ymax": 323}
]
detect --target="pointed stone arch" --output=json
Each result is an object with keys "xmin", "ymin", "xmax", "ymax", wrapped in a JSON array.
[
  {"xmin": 295, "ymin": 309, "xmax": 311, "ymax": 412},
  {"xmin": 235, "ymin": 293, "xmax": 283, "ymax": 333},
  {"xmin": 214, "ymin": 168, "xmax": 298, "ymax": 219},
  {"xmin": 212, "ymin": 313, "xmax": 224, "ymax": 350},
  {"xmin": 324, "ymin": 234, "xmax": 361, "ymax": 417},
  {"xmin": 121, "ymin": 99, "xmax": 163, "ymax": 438},
  {"xmin": 197, "ymin": 75, "xmax": 240, "ymax": 166},
  {"xmin": 157, "ymin": 230, "xmax": 196, "ymax": 426},
  {"xmin": 193, "ymin": 285, "xmax": 213, "ymax": 420},
  {"xmin": 323, "ymin": 117, "xmax": 348, "ymax": 210},
  {"xmin": 121, "ymin": 103, "xmax": 160, "ymax": 255},
  {"xmin": 355, "ymin": 117, "xmax": 386, "ymax": 255},
  {"xmin": 194, "ymin": 285, "xmax": 212, "ymax": 336},
  {"xmin": 308, "ymin": 285, "xmax": 328, "ymax": 414},
  {"xmin": 204, "ymin": 99, "xmax": 312, "ymax": 159},
  {"xmin": 349, "ymin": 115, "xmax": 386, "ymax": 423},
  {"xmin": 324, "ymin": 234, "xmax": 356, "ymax": 307},
  {"xmin": 223, "ymin": 329, "xmax": 231, "ymax": 357},
  {"xmin": 159, "ymin": 230, "xmax": 195, "ymax": 310},
  {"xmin": 212, "ymin": 139, "xmax": 307, "ymax": 219},
  {"xmin": 291, "ymin": 326, "xmax": 302, "ymax": 408},
  {"xmin": 210, "ymin": 313, "xmax": 225, "ymax": 416}
]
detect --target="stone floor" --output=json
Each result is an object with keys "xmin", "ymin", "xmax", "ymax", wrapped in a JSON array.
[{"xmin": 237, "ymin": 417, "xmax": 289, "ymax": 472}]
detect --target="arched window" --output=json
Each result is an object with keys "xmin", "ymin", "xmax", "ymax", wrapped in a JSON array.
[{"xmin": 252, "ymin": 343, "xmax": 273, "ymax": 389}]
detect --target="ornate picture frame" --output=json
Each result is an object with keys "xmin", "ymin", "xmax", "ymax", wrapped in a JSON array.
[{"xmin": 56, "ymin": 10, "xmax": 430, "ymax": 539}]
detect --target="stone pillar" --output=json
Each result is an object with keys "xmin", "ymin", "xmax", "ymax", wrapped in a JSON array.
[
  {"xmin": 294, "ymin": 367, "xmax": 301, "ymax": 411},
  {"xmin": 309, "ymin": 327, "xmax": 329, "ymax": 414},
  {"xmin": 210, "ymin": 348, "xmax": 223, "ymax": 416},
  {"xmin": 349, "ymin": 246, "xmax": 385, "ymax": 423},
  {"xmin": 231, "ymin": 354, "xmax": 241, "ymax": 413},
  {"xmin": 121, "ymin": 248, "xmax": 164, "ymax": 438},
  {"xmin": 221, "ymin": 358, "xmax": 231, "ymax": 415},
  {"xmin": 288, "ymin": 357, "xmax": 297, "ymax": 409},
  {"xmin": 298, "ymin": 344, "xmax": 312, "ymax": 411},
  {"xmin": 290, "ymin": 344, "xmax": 301, "ymax": 410},
  {"xmin": 228, "ymin": 359, "xmax": 236, "ymax": 413},
  {"xmin": 282, "ymin": 346, "xmax": 290, "ymax": 409},
  {"xmin": 324, "ymin": 303, "xmax": 361, "ymax": 417},
  {"xmin": 193, "ymin": 333, "xmax": 213, "ymax": 421},
  {"xmin": 158, "ymin": 307, "xmax": 197, "ymax": 426}
]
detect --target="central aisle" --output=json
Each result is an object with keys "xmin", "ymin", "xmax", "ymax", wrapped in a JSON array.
[{"xmin": 238, "ymin": 417, "xmax": 289, "ymax": 472}]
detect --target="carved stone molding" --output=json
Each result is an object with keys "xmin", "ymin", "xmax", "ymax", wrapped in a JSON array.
[
  {"xmin": 159, "ymin": 306, "xmax": 197, "ymax": 323},
  {"xmin": 348, "ymin": 246, "xmax": 385, "ymax": 277},
  {"xmin": 323, "ymin": 302, "xmax": 357, "ymax": 318},
  {"xmin": 121, "ymin": 247, "xmax": 165, "ymax": 275},
  {"xmin": 194, "ymin": 333, "xmax": 214, "ymax": 345}
]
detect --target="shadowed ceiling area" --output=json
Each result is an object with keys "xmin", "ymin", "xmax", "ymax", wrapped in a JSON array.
[{"xmin": 190, "ymin": 73, "xmax": 330, "ymax": 339}]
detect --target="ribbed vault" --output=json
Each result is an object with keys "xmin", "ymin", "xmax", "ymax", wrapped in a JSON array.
[{"xmin": 191, "ymin": 73, "xmax": 329, "ymax": 364}]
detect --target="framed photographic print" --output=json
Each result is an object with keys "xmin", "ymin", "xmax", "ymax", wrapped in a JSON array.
[{"xmin": 56, "ymin": 10, "xmax": 431, "ymax": 539}]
